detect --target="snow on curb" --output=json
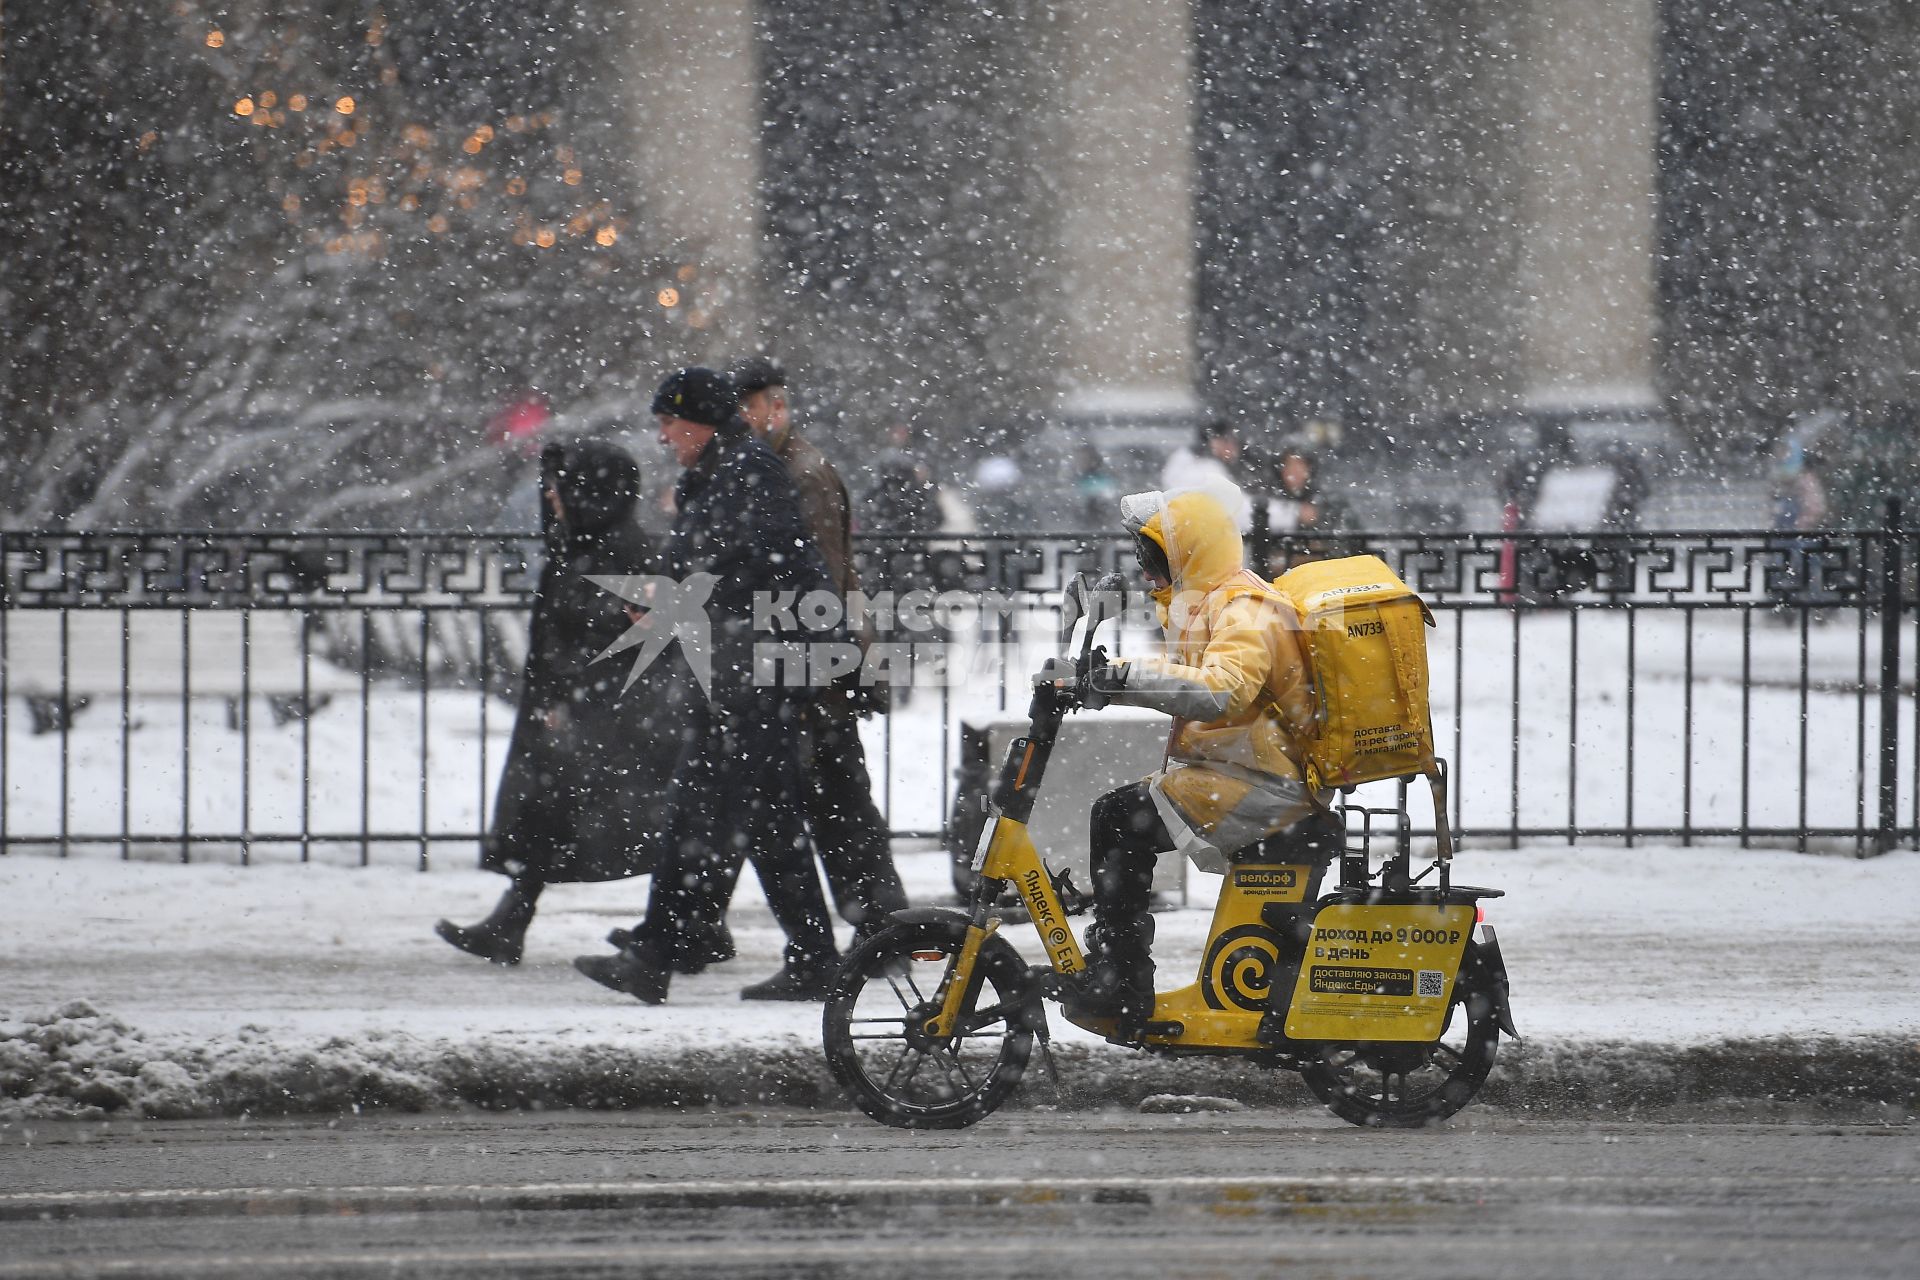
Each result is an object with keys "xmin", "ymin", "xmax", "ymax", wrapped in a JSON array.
[{"xmin": 4, "ymin": 1002, "xmax": 1914, "ymax": 1123}]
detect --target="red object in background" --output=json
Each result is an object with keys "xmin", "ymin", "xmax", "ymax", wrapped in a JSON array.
[
  {"xmin": 487, "ymin": 392, "xmax": 551, "ymax": 452},
  {"xmin": 1497, "ymin": 499, "xmax": 1520, "ymax": 603}
]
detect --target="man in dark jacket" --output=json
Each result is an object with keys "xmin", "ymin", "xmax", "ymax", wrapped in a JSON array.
[
  {"xmin": 435, "ymin": 440, "xmax": 693, "ymax": 964},
  {"xmin": 732, "ymin": 357, "xmax": 907, "ymax": 948},
  {"xmin": 574, "ymin": 367, "xmax": 840, "ymax": 1003}
]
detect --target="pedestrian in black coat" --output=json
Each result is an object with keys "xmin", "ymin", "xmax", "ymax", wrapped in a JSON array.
[
  {"xmin": 435, "ymin": 439, "xmax": 694, "ymax": 965},
  {"xmin": 574, "ymin": 367, "xmax": 841, "ymax": 1004}
]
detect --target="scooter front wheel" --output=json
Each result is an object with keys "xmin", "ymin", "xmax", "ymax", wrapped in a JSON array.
[
  {"xmin": 1300, "ymin": 939, "xmax": 1502, "ymax": 1129},
  {"xmin": 822, "ymin": 918, "xmax": 1033, "ymax": 1130}
]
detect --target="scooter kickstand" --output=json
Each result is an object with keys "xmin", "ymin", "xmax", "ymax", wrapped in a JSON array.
[{"xmin": 1035, "ymin": 1031, "xmax": 1062, "ymax": 1095}]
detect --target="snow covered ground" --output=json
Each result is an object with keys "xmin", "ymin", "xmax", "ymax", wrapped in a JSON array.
[{"xmin": 3, "ymin": 839, "xmax": 1917, "ymax": 1120}]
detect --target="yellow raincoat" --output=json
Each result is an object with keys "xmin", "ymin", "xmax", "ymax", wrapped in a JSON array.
[{"xmin": 1108, "ymin": 490, "xmax": 1326, "ymax": 871}]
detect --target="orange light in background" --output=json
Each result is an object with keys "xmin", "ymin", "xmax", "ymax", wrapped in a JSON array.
[
  {"xmin": 462, "ymin": 136, "xmax": 483, "ymax": 155},
  {"xmin": 534, "ymin": 229, "xmax": 557, "ymax": 248},
  {"xmin": 505, "ymin": 176, "xmax": 527, "ymax": 196},
  {"xmin": 475, "ymin": 125, "xmax": 495, "ymax": 143},
  {"xmin": 335, "ymin": 96, "xmax": 355, "ymax": 116},
  {"xmin": 205, "ymin": 31, "xmax": 225, "ymax": 48},
  {"xmin": 563, "ymin": 168, "xmax": 582, "ymax": 186},
  {"xmin": 234, "ymin": 98, "xmax": 255, "ymax": 117},
  {"xmin": 338, "ymin": 130, "xmax": 357, "ymax": 147},
  {"xmin": 657, "ymin": 287, "xmax": 680, "ymax": 308},
  {"xmin": 259, "ymin": 91, "xmax": 278, "ymax": 109},
  {"xmin": 138, "ymin": 130, "xmax": 158, "ymax": 152},
  {"xmin": 676, "ymin": 264, "xmax": 697, "ymax": 282},
  {"xmin": 282, "ymin": 194, "xmax": 301, "ymax": 213},
  {"xmin": 400, "ymin": 193, "xmax": 420, "ymax": 211},
  {"xmin": 427, "ymin": 214, "xmax": 450, "ymax": 234},
  {"xmin": 288, "ymin": 94, "xmax": 308, "ymax": 111},
  {"xmin": 595, "ymin": 226, "xmax": 618, "ymax": 246}
]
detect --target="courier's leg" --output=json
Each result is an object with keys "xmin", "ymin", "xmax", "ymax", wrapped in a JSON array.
[{"xmin": 1061, "ymin": 782, "xmax": 1166, "ymax": 1028}]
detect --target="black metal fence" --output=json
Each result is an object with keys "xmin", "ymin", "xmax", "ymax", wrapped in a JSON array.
[{"xmin": 2, "ymin": 525, "xmax": 1914, "ymax": 865}]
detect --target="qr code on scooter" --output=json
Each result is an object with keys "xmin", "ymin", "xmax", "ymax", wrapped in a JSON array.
[{"xmin": 1417, "ymin": 970, "xmax": 1445, "ymax": 998}]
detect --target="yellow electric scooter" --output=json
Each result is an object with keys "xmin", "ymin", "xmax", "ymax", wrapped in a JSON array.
[{"xmin": 822, "ymin": 572, "xmax": 1518, "ymax": 1130}]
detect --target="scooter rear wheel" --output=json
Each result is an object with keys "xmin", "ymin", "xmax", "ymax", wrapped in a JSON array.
[
  {"xmin": 823, "ymin": 919, "xmax": 1034, "ymax": 1130},
  {"xmin": 1300, "ymin": 939, "xmax": 1501, "ymax": 1128}
]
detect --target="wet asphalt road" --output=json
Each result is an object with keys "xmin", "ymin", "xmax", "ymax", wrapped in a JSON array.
[{"xmin": 0, "ymin": 1107, "xmax": 1915, "ymax": 1279}]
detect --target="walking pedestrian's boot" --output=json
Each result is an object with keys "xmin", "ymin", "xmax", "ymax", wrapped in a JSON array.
[
  {"xmin": 433, "ymin": 883, "xmax": 538, "ymax": 966},
  {"xmin": 606, "ymin": 922, "xmax": 734, "ymax": 968},
  {"xmin": 740, "ymin": 951, "xmax": 841, "ymax": 1002},
  {"xmin": 573, "ymin": 947, "xmax": 672, "ymax": 1005},
  {"xmin": 1057, "ymin": 914, "xmax": 1155, "ymax": 1035}
]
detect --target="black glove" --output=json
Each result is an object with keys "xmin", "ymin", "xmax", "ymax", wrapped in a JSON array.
[{"xmin": 1081, "ymin": 656, "xmax": 1128, "ymax": 710}]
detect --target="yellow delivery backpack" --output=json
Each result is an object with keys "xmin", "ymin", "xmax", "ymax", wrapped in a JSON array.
[{"xmin": 1274, "ymin": 555, "xmax": 1438, "ymax": 791}]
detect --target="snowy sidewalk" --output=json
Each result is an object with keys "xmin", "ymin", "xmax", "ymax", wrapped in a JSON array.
[{"xmin": 3, "ymin": 843, "xmax": 1918, "ymax": 1121}]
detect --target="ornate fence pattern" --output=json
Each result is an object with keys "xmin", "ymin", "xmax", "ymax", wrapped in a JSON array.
[{"xmin": 2, "ymin": 525, "xmax": 1913, "ymax": 865}]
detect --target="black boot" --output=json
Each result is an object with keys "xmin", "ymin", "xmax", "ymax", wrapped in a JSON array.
[
  {"xmin": 434, "ymin": 880, "xmax": 540, "ymax": 966},
  {"xmin": 572, "ymin": 947, "xmax": 672, "ymax": 1005},
  {"xmin": 606, "ymin": 921, "xmax": 734, "ymax": 968},
  {"xmin": 740, "ymin": 950, "xmax": 841, "ymax": 1002},
  {"xmin": 1060, "ymin": 913, "xmax": 1155, "ymax": 1029}
]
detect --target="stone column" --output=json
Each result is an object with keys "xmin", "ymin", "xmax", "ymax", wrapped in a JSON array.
[
  {"xmin": 1514, "ymin": 0, "xmax": 1659, "ymax": 409},
  {"xmin": 1047, "ymin": 0, "xmax": 1199, "ymax": 422},
  {"xmin": 625, "ymin": 0, "xmax": 762, "ymax": 351}
]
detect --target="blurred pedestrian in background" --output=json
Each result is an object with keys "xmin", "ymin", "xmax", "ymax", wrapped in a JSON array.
[
  {"xmin": 1598, "ymin": 442, "xmax": 1651, "ymax": 534},
  {"xmin": 859, "ymin": 422, "xmax": 942, "ymax": 605},
  {"xmin": 862, "ymin": 422, "xmax": 942, "ymax": 537},
  {"xmin": 435, "ymin": 440, "xmax": 693, "ymax": 966},
  {"xmin": 1248, "ymin": 439, "xmax": 1348, "ymax": 574},
  {"xmin": 1769, "ymin": 431, "xmax": 1831, "ymax": 608},
  {"xmin": 1161, "ymin": 419, "xmax": 1251, "ymax": 530},
  {"xmin": 970, "ymin": 450, "xmax": 1025, "ymax": 532},
  {"xmin": 1073, "ymin": 442, "xmax": 1120, "ymax": 528}
]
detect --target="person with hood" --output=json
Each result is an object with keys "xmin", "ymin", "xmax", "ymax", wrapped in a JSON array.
[
  {"xmin": 1056, "ymin": 488, "xmax": 1322, "ymax": 1027},
  {"xmin": 434, "ymin": 440, "xmax": 693, "ymax": 964},
  {"xmin": 573, "ymin": 367, "xmax": 841, "ymax": 1004},
  {"xmin": 1253, "ymin": 440, "xmax": 1350, "ymax": 572}
]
